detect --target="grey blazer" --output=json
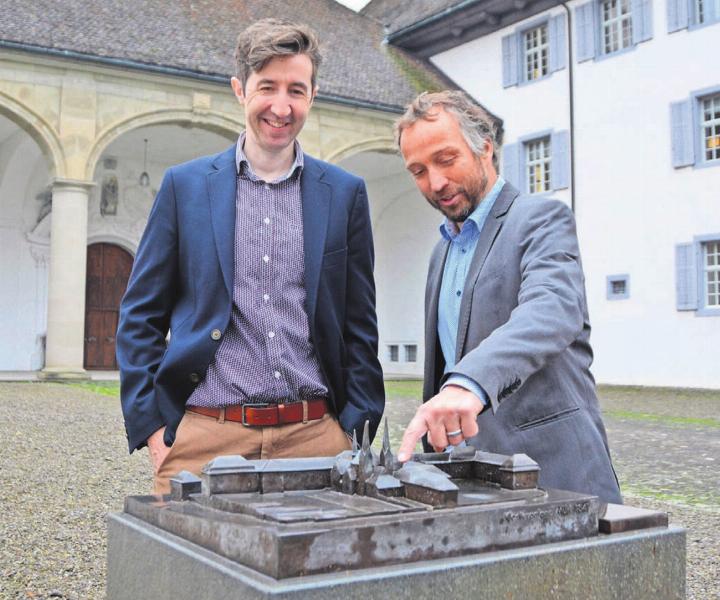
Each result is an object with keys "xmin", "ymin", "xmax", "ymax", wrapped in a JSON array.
[{"xmin": 424, "ymin": 182, "xmax": 622, "ymax": 504}]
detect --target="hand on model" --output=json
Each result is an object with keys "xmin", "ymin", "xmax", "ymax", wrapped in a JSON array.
[
  {"xmin": 397, "ymin": 385, "xmax": 485, "ymax": 462},
  {"xmin": 147, "ymin": 426, "xmax": 171, "ymax": 473}
]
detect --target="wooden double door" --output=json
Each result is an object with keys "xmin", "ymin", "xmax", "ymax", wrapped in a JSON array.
[{"xmin": 84, "ymin": 243, "xmax": 133, "ymax": 370}]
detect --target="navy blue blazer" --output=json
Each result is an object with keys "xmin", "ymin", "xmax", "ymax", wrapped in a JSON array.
[{"xmin": 117, "ymin": 145, "xmax": 385, "ymax": 453}]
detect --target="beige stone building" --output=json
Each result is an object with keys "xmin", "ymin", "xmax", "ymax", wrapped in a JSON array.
[{"xmin": 0, "ymin": 0, "xmax": 453, "ymax": 377}]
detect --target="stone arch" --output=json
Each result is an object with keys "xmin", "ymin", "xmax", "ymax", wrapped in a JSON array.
[
  {"xmin": 86, "ymin": 232, "xmax": 138, "ymax": 257},
  {"xmin": 85, "ymin": 109, "xmax": 243, "ymax": 180},
  {"xmin": 0, "ymin": 91, "xmax": 65, "ymax": 178},
  {"xmin": 324, "ymin": 136, "xmax": 398, "ymax": 164}
]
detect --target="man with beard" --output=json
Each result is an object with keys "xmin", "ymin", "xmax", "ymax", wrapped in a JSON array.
[
  {"xmin": 117, "ymin": 19, "xmax": 384, "ymax": 495},
  {"xmin": 395, "ymin": 91, "xmax": 621, "ymax": 503}
]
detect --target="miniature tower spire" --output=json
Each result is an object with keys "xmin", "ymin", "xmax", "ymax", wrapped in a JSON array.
[
  {"xmin": 379, "ymin": 417, "xmax": 394, "ymax": 469},
  {"xmin": 352, "ymin": 429, "xmax": 359, "ymax": 453}
]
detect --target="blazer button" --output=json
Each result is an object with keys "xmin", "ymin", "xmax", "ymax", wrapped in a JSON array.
[
  {"xmin": 211, "ymin": 329, "xmax": 222, "ymax": 341},
  {"xmin": 189, "ymin": 372, "xmax": 200, "ymax": 383}
]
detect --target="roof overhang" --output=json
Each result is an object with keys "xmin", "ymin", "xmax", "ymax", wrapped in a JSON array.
[{"xmin": 387, "ymin": 0, "xmax": 564, "ymax": 58}]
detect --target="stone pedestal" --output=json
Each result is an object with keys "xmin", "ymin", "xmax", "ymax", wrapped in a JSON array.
[
  {"xmin": 107, "ymin": 513, "xmax": 685, "ymax": 600},
  {"xmin": 43, "ymin": 179, "xmax": 94, "ymax": 375}
]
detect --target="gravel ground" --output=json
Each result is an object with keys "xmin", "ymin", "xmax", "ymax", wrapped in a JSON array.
[{"xmin": 0, "ymin": 381, "xmax": 718, "ymax": 599}]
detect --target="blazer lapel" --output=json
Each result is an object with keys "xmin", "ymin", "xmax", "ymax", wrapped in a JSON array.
[
  {"xmin": 300, "ymin": 155, "xmax": 331, "ymax": 333},
  {"xmin": 424, "ymin": 238, "xmax": 450, "ymax": 397},
  {"xmin": 207, "ymin": 145, "xmax": 238, "ymax": 296},
  {"xmin": 455, "ymin": 182, "xmax": 520, "ymax": 362}
]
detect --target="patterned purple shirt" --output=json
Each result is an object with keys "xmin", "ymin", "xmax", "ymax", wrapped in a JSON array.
[{"xmin": 186, "ymin": 134, "xmax": 328, "ymax": 407}]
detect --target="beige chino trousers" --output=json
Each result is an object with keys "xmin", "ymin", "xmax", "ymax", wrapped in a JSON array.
[{"xmin": 153, "ymin": 410, "xmax": 351, "ymax": 495}]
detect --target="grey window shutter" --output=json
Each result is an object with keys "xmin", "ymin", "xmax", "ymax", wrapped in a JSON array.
[
  {"xmin": 675, "ymin": 243, "xmax": 698, "ymax": 310},
  {"xmin": 502, "ymin": 33, "xmax": 519, "ymax": 87},
  {"xmin": 549, "ymin": 15, "xmax": 568, "ymax": 72},
  {"xmin": 576, "ymin": 1, "xmax": 596, "ymax": 62},
  {"xmin": 551, "ymin": 130, "xmax": 570, "ymax": 190},
  {"xmin": 670, "ymin": 99, "xmax": 695, "ymax": 168},
  {"xmin": 667, "ymin": 0, "xmax": 689, "ymax": 31},
  {"xmin": 632, "ymin": 0, "xmax": 654, "ymax": 42},
  {"xmin": 502, "ymin": 142, "xmax": 521, "ymax": 189}
]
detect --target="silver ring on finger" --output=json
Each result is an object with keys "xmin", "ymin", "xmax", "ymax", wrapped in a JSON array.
[{"xmin": 446, "ymin": 429, "xmax": 463, "ymax": 438}]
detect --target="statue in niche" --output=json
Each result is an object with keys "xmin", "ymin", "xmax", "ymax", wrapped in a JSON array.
[{"xmin": 101, "ymin": 175, "xmax": 119, "ymax": 216}]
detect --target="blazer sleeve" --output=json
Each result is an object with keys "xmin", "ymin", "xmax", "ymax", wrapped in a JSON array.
[
  {"xmin": 337, "ymin": 181, "xmax": 385, "ymax": 440},
  {"xmin": 446, "ymin": 200, "xmax": 586, "ymax": 410},
  {"xmin": 116, "ymin": 169, "xmax": 179, "ymax": 452}
]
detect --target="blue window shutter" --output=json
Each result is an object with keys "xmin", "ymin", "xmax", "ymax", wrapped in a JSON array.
[
  {"xmin": 667, "ymin": 0, "xmax": 689, "ymax": 31},
  {"xmin": 670, "ymin": 100, "xmax": 695, "ymax": 168},
  {"xmin": 576, "ymin": 1, "xmax": 596, "ymax": 62},
  {"xmin": 502, "ymin": 33, "xmax": 519, "ymax": 87},
  {"xmin": 549, "ymin": 15, "xmax": 567, "ymax": 72},
  {"xmin": 502, "ymin": 142, "xmax": 521, "ymax": 189},
  {"xmin": 632, "ymin": 0, "xmax": 654, "ymax": 42},
  {"xmin": 675, "ymin": 243, "xmax": 698, "ymax": 310},
  {"xmin": 551, "ymin": 130, "xmax": 570, "ymax": 190}
]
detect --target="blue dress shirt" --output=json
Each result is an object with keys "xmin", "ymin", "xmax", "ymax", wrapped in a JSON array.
[{"xmin": 437, "ymin": 177, "xmax": 505, "ymax": 405}]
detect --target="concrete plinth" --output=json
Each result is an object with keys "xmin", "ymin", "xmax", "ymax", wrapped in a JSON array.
[{"xmin": 107, "ymin": 513, "xmax": 685, "ymax": 600}]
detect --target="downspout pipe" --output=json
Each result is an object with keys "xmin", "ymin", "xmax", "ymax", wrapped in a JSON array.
[{"xmin": 559, "ymin": 1, "xmax": 576, "ymax": 213}]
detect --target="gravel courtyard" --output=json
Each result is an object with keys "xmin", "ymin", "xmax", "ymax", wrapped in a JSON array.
[{"xmin": 0, "ymin": 381, "xmax": 718, "ymax": 599}]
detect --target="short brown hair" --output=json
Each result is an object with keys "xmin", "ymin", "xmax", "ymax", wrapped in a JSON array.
[
  {"xmin": 234, "ymin": 18, "xmax": 322, "ymax": 90},
  {"xmin": 395, "ymin": 91, "xmax": 500, "ymax": 171}
]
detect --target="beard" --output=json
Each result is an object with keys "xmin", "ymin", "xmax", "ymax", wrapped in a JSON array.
[{"xmin": 428, "ymin": 168, "xmax": 488, "ymax": 226}]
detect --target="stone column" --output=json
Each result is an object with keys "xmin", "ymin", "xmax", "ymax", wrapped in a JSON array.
[{"xmin": 42, "ymin": 179, "xmax": 94, "ymax": 378}]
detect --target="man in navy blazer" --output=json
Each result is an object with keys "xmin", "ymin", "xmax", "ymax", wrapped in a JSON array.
[{"xmin": 117, "ymin": 19, "xmax": 384, "ymax": 494}]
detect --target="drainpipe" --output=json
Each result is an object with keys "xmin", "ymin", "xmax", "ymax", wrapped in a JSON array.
[{"xmin": 560, "ymin": 1, "xmax": 576, "ymax": 213}]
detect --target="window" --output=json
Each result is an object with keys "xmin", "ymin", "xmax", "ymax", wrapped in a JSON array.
[
  {"xmin": 607, "ymin": 274, "xmax": 630, "ymax": 300},
  {"xmin": 526, "ymin": 137, "xmax": 552, "ymax": 194},
  {"xmin": 600, "ymin": 0, "xmax": 633, "ymax": 53},
  {"xmin": 670, "ymin": 88, "xmax": 720, "ymax": 169},
  {"xmin": 404, "ymin": 344, "xmax": 417, "ymax": 363},
  {"xmin": 703, "ymin": 241, "xmax": 720, "ymax": 307},
  {"xmin": 575, "ymin": 0, "xmax": 652, "ymax": 62},
  {"xmin": 675, "ymin": 235, "xmax": 720, "ymax": 315},
  {"xmin": 701, "ymin": 95, "xmax": 720, "ymax": 163},
  {"xmin": 388, "ymin": 344, "xmax": 399, "ymax": 362},
  {"xmin": 524, "ymin": 25, "xmax": 549, "ymax": 81},
  {"xmin": 668, "ymin": 0, "xmax": 720, "ymax": 31},
  {"xmin": 502, "ymin": 131, "xmax": 569, "ymax": 194},
  {"xmin": 502, "ymin": 15, "xmax": 566, "ymax": 87}
]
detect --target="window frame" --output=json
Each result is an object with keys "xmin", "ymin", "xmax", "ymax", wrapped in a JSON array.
[
  {"xmin": 598, "ymin": 0, "xmax": 634, "ymax": 55},
  {"xmin": 688, "ymin": 0, "xmax": 720, "ymax": 29},
  {"xmin": 403, "ymin": 344, "xmax": 418, "ymax": 363},
  {"xmin": 521, "ymin": 20, "xmax": 551, "ymax": 84},
  {"xmin": 518, "ymin": 129, "xmax": 554, "ymax": 196},
  {"xmin": 606, "ymin": 274, "xmax": 630, "ymax": 300},
  {"xmin": 695, "ymin": 234, "xmax": 720, "ymax": 316},
  {"xmin": 696, "ymin": 89, "xmax": 720, "ymax": 166},
  {"xmin": 387, "ymin": 344, "xmax": 399, "ymax": 362}
]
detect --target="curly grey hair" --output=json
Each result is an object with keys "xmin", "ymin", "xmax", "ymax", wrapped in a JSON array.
[{"xmin": 395, "ymin": 91, "xmax": 499, "ymax": 171}]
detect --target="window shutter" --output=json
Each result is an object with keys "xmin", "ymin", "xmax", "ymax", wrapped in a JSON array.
[
  {"xmin": 667, "ymin": 0, "xmax": 689, "ymax": 31},
  {"xmin": 502, "ymin": 142, "xmax": 521, "ymax": 189},
  {"xmin": 576, "ymin": 1, "xmax": 596, "ymax": 62},
  {"xmin": 707, "ymin": 0, "xmax": 719, "ymax": 22},
  {"xmin": 551, "ymin": 130, "xmax": 570, "ymax": 190},
  {"xmin": 549, "ymin": 15, "xmax": 567, "ymax": 72},
  {"xmin": 631, "ymin": 0, "xmax": 654, "ymax": 42},
  {"xmin": 502, "ymin": 33, "xmax": 519, "ymax": 87},
  {"xmin": 670, "ymin": 100, "xmax": 695, "ymax": 168},
  {"xmin": 675, "ymin": 243, "xmax": 698, "ymax": 310}
]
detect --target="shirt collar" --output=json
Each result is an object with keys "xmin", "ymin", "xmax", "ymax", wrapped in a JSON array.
[
  {"xmin": 440, "ymin": 176, "xmax": 505, "ymax": 241},
  {"xmin": 235, "ymin": 131, "xmax": 304, "ymax": 183}
]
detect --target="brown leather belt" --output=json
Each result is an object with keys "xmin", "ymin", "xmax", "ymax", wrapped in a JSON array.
[{"xmin": 186, "ymin": 398, "xmax": 328, "ymax": 426}]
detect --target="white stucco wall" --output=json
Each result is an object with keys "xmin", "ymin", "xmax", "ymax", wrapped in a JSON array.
[
  {"xmin": 430, "ymin": 4, "xmax": 720, "ymax": 388},
  {"xmin": 340, "ymin": 151, "xmax": 439, "ymax": 377},
  {"xmin": 0, "ymin": 125, "xmax": 51, "ymax": 370}
]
